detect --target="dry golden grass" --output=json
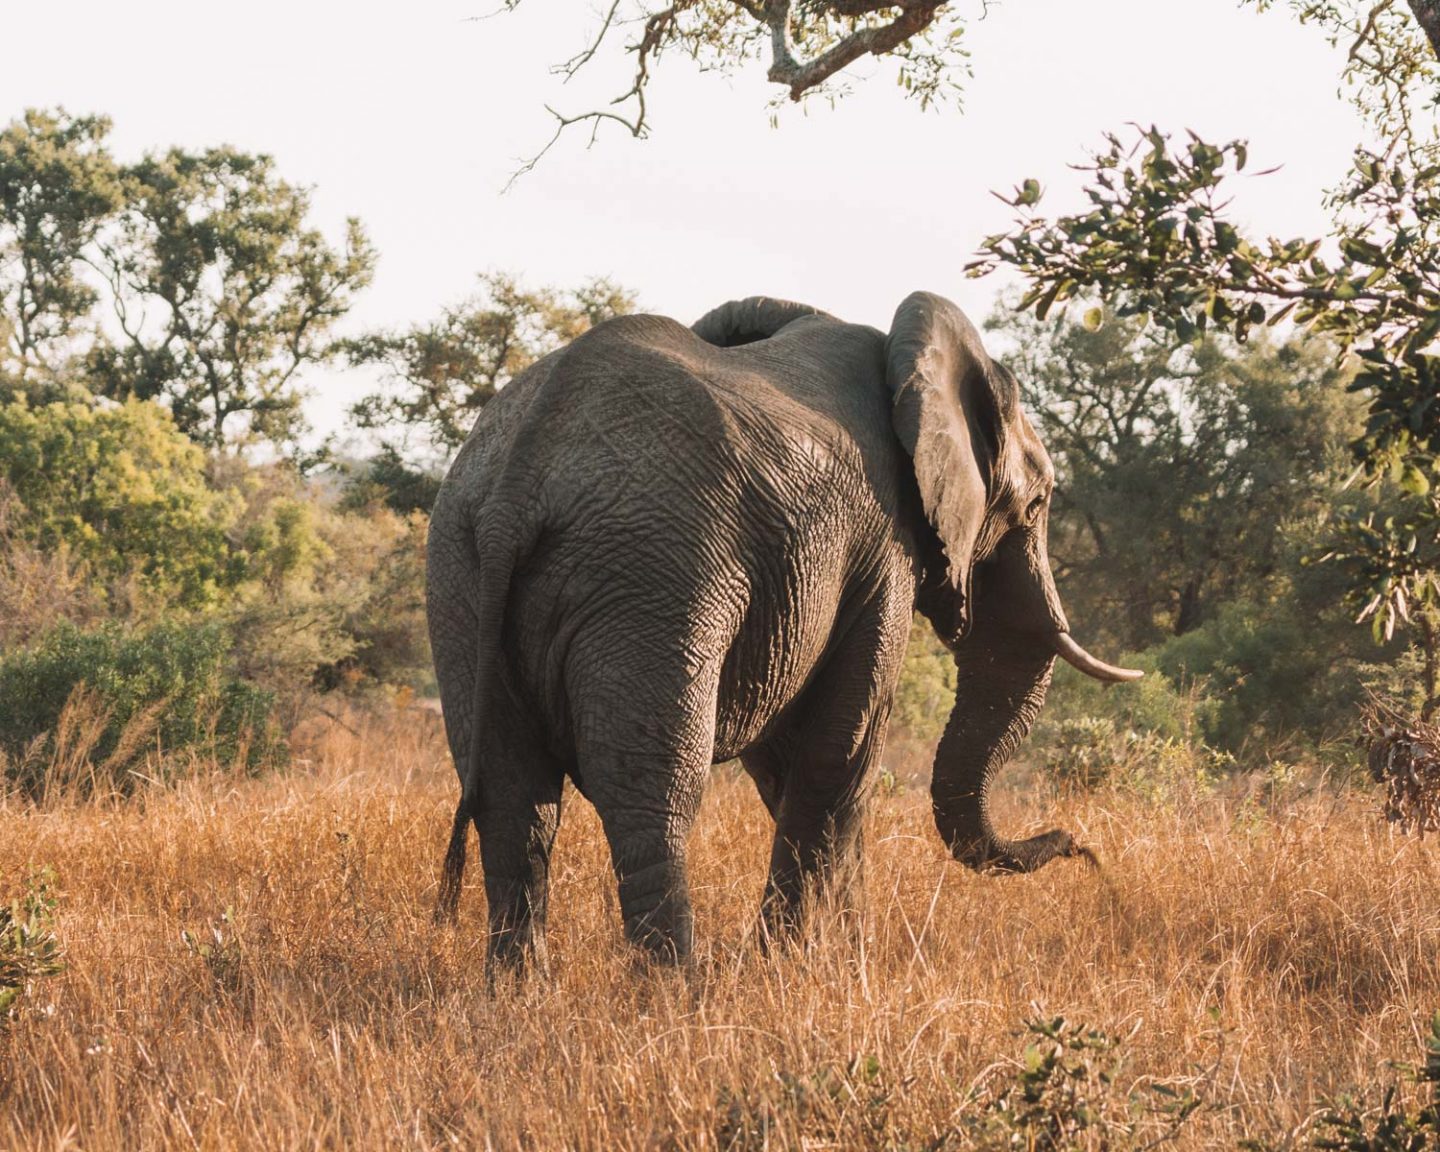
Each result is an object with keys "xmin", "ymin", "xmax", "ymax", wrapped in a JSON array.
[{"xmin": 1, "ymin": 710, "xmax": 1438, "ymax": 1150}]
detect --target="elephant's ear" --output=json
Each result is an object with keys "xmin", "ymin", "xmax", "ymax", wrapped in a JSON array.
[
  {"xmin": 691, "ymin": 297, "xmax": 832, "ymax": 348},
  {"xmin": 886, "ymin": 291, "xmax": 1015, "ymax": 636}
]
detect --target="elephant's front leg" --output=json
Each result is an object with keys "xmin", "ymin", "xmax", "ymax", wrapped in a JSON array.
[
  {"xmin": 760, "ymin": 767, "xmax": 868, "ymax": 941},
  {"xmin": 755, "ymin": 590, "xmax": 907, "ymax": 944}
]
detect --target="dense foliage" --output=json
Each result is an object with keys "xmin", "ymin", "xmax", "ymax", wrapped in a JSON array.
[
  {"xmin": 0, "ymin": 398, "xmax": 237, "ymax": 608},
  {"xmin": 0, "ymin": 108, "xmax": 642, "ymax": 793},
  {"xmin": 0, "ymin": 109, "xmax": 373, "ymax": 453},
  {"xmin": 969, "ymin": 1, "xmax": 1440, "ymax": 718},
  {"xmin": 346, "ymin": 273, "xmax": 635, "ymax": 453},
  {"xmin": 0, "ymin": 621, "xmax": 279, "ymax": 795}
]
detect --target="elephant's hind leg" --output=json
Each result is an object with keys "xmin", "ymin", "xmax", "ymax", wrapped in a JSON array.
[
  {"xmin": 572, "ymin": 663, "xmax": 719, "ymax": 964},
  {"xmin": 475, "ymin": 757, "xmax": 564, "ymax": 974}
]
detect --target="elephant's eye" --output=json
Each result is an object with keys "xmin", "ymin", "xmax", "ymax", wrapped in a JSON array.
[{"xmin": 1024, "ymin": 493, "xmax": 1046, "ymax": 525}]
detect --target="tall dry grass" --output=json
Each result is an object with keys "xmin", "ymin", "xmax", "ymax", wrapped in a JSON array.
[{"xmin": 1, "ymin": 710, "xmax": 1437, "ymax": 1150}]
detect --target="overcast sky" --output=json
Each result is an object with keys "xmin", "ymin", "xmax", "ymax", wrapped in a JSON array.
[{"xmin": 1, "ymin": 0, "xmax": 1365, "ymax": 445}]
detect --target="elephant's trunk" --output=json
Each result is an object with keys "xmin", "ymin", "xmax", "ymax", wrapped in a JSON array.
[
  {"xmin": 929, "ymin": 518, "xmax": 1139, "ymax": 873},
  {"xmin": 931, "ymin": 629, "xmax": 1084, "ymax": 873}
]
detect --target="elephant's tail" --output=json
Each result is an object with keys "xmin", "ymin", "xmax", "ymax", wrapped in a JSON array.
[
  {"xmin": 435, "ymin": 791, "xmax": 471, "ymax": 924},
  {"xmin": 434, "ymin": 515, "xmax": 523, "ymax": 926}
]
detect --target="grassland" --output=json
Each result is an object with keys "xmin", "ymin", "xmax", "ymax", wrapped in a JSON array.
[{"xmin": 1, "ymin": 710, "xmax": 1438, "ymax": 1150}]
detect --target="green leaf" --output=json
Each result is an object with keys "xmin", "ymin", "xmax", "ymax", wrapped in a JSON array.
[
  {"xmin": 1400, "ymin": 464, "xmax": 1431, "ymax": 496},
  {"xmin": 1082, "ymin": 306, "xmax": 1104, "ymax": 331},
  {"xmin": 1015, "ymin": 178, "xmax": 1042, "ymax": 207}
]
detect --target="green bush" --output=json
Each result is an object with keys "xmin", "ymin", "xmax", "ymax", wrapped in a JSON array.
[
  {"xmin": 0, "ymin": 620, "xmax": 280, "ymax": 795},
  {"xmin": 1032, "ymin": 654, "xmax": 1236, "ymax": 799},
  {"xmin": 0, "ymin": 398, "xmax": 240, "ymax": 609},
  {"xmin": 1150, "ymin": 596, "xmax": 1381, "ymax": 754},
  {"xmin": 892, "ymin": 615, "xmax": 956, "ymax": 743}
]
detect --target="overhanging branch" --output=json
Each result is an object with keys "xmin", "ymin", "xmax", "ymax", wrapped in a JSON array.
[
  {"xmin": 761, "ymin": 0, "xmax": 951, "ymax": 100},
  {"xmin": 504, "ymin": 0, "xmax": 959, "ymax": 183}
]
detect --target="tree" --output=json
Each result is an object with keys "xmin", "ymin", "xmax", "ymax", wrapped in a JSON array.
[
  {"xmin": 0, "ymin": 109, "xmax": 122, "ymax": 400},
  {"xmin": 991, "ymin": 306, "xmax": 1360, "ymax": 652},
  {"xmin": 968, "ymin": 1, "xmax": 1440, "ymax": 716},
  {"xmin": 345, "ymin": 272, "xmax": 636, "ymax": 453},
  {"xmin": 88, "ymin": 146, "xmax": 375, "ymax": 452},
  {"xmin": 339, "ymin": 446, "xmax": 443, "ymax": 516}
]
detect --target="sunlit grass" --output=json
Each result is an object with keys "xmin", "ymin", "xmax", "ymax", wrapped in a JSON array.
[{"xmin": 1, "ymin": 710, "xmax": 1437, "ymax": 1149}]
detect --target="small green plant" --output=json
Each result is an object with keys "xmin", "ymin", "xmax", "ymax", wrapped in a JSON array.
[
  {"xmin": 712, "ymin": 1054, "xmax": 904, "ymax": 1150},
  {"xmin": 181, "ymin": 906, "xmax": 244, "ymax": 996},
  {"xmin": 0, "ymin": 868, "xmax": 64, "ymax": 1022},
  {"xmin": 1308, "ymin": 1011, "xmax": 1440, "ymax": 1151},
  {"xmin": 958, "ymin": 1016, "xmax": 1200, "ymax": 1151}
]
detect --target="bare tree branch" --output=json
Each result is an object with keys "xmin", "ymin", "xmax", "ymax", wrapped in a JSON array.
[
  {"xmin": 506, "ymin": 105, "xmax": 647, "ymax": 192},
  {"xmin": 555, "ymin": 0, "xmax": 626, "ymax": 79}
]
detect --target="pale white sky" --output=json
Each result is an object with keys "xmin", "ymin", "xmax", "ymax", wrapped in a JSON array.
[{"xmin": 1, "ymin": 0, "xmax": 1364, "ymax": 446}]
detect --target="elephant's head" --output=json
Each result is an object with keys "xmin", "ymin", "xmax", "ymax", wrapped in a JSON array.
[{"xmin": 886, "ymin": 291, "xmax": 1141, "ymax": 874}]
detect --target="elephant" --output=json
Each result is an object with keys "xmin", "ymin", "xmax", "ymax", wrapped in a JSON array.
[{"xmin": 425, "ymin": 290, "xmax": 1140, "ymax": 970}]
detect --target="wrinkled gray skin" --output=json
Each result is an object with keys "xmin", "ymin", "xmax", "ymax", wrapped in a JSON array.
[{"xmin": 427, "ymin": 291, "xmax": 1139, "ymax": 971}]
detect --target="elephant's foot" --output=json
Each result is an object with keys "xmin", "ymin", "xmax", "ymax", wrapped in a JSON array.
[
  {"xmin": 482, "ymin": 869, "xmax": 553, "ymax": 981},
  {"xmin": 485, "ymin": 926, "xmax": 549, "ymax": 984},
  {"xmin": 618, "ymin": 858, "xmax": 694, "ymax": 964}
]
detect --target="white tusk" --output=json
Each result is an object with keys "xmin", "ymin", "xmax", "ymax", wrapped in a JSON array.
[{"xmin": 1051, "ymin": 633, "xmax": 1144, "ymax": 682}]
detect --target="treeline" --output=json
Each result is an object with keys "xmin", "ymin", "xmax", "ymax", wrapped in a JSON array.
[
  {"xmin": 0, "ymin": 108, "xmax": 632, "ymax": 791},
  {"xmin": 0, "ymin": 107, "xmax": 1422, "ymax": 793}
]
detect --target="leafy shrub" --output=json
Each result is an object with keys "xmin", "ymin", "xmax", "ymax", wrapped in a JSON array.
[
  {"xmin": 1044, "ymin": 651, "xmax": 1218, "ymax": 746},
  {"xmin": 0, "ymin": 398, "xmax": 240, "ymax": 608},
  {"xmin": 338, "ymin": 445, "xmax": 442, "ymax": 516},
  {"xmin": 1243, "ymin": 1012, "xmax": 1440, "ymax": 1150},
  {"xmin": 1306, "ymin": 1011, "xmax": 1440, "ymax": 1149},
  {"xmin": 0, "ymin": 620, "xmax": 280, "ymax": 795},
  {"xmin": 1034, "ymin": 654, "xmax": 1233, "ymax": 798},
  {"xmin": 712, "ymin": 1055, "xmax": 901, "ymax": 1150},
  {"xmin": 892, "ymin": 615, "xmax": 956, "ymax": 743},
  {"xmin": 224, "ymin": 498, "xmax": 431, "ymax": 717},
  {"xmin": 958, "ymin": 1016, "xmax": 1200, "ymax": 1151},
  {"xmin": 0, "ymin": 868, "xmax": 63, "ymax": 1023},
  {"xmin": 1150, "ymin": 597, "xmax": 1381, "ymax": 754},
  {"xmin": 0, "ymin": 481, "xmax": 101, "ymax": 648},
  {"xmin": 1035, "ymin": 715, "xmax": 1234, "ymax": 801}
]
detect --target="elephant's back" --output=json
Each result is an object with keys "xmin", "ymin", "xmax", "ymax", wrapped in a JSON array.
[{"xmin": 512, "ymin": 317, "xmax": 910, "ymax": 756}]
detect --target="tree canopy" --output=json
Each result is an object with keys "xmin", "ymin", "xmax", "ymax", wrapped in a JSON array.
[
  {"xmin": 90, "ymin": 147, "xmax": 375, "ymax": 451},
  {"xmin": 0, "ymin": 109, "xmax": 123, "ymax": 400},
  {"xmin": 345, "ymin": 273, "xmax": 636, "ymax": 453},
  {"xmin": 991, "ymin": 307, "xmax": 1359, "ymax": 650},
  {"xmin": 967, "ymin": 2, "xmax": 1440, "ymax": 663},
  {"xmin": 0, "ymin": 110, "xmax": 375, "ymax": 455}
]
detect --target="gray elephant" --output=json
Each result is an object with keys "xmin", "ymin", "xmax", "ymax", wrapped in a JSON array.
[{"xmin": 426, "ymin": 291, "xmax": 1139, "ymax": 970}]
